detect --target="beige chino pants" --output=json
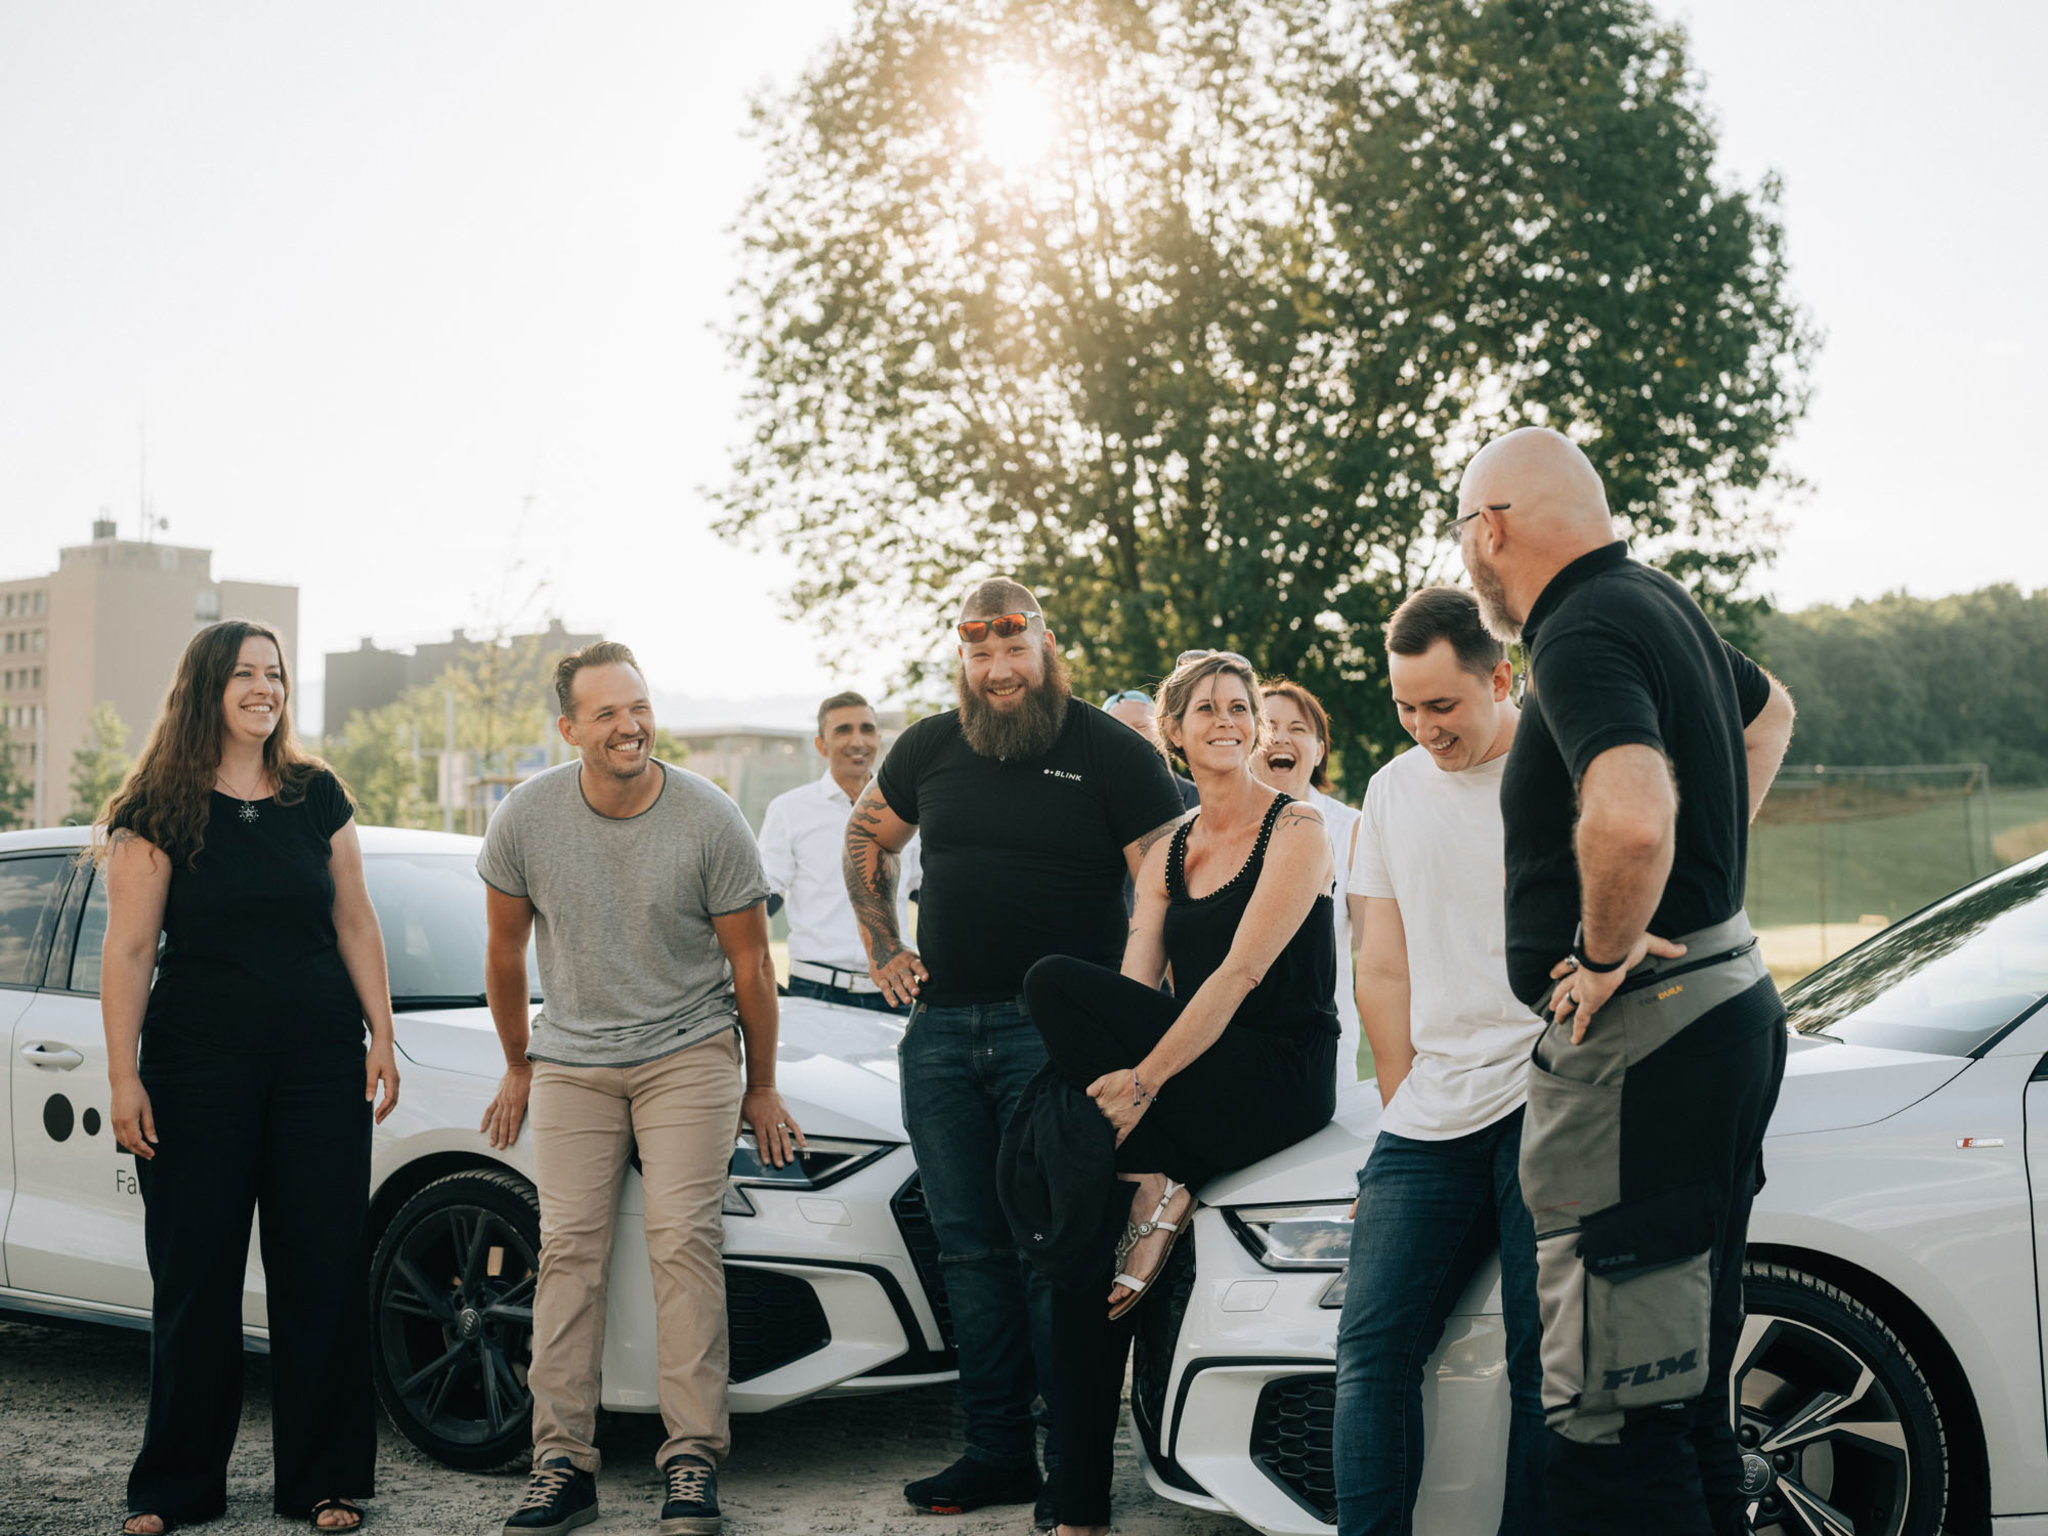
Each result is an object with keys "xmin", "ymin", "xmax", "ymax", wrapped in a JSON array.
[{"xmin": 527, "ymin": 1028, "xmax": 744, "ymax": 1473}]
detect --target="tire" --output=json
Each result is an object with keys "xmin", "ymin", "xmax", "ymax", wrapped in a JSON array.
[
  {"xmin": 369, "ymin": 1168, "xmax": 540, "ymax": 1472},
  {"xmin": 1739, "ymin": 1262, "xmax": 1949, "ymax": 1536}
]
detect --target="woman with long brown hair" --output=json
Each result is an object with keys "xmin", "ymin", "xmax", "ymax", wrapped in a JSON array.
[{"xmin": 98, "ymin": 620, "xmax": 399, "ymax": 1534}]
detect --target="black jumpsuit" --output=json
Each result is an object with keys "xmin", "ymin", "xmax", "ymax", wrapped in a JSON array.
[
  {"xmin": 126, "ymin": 770, "xmax": 376, "ymax": 1523},
  {"xmin": 1022, "ymin": 792, "xmax": 1338, "ymax": 1526}
]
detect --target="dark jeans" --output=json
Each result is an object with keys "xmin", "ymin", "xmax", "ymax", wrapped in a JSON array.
[
  {"xmin": 130, "ymin": 1037, "xmax": 374, "ymax": 1520},
  {"xmin": 1023, "ymin": 956, "xmax": 1337, "ymax": 1526},
  {"xmin": 787, "ymin": 974, "xmax": 908, "ymax": 1014},
  {"xmin": 1332, "ymin": 1111, "xmax": 1547, "ymax": 1536},
  {"xmin": 899, "ymin": 995, "xmax": 1055, "ymax": 1471}
]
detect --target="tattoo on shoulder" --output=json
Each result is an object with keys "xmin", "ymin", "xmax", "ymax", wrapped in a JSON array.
[
  {"xmin": 1275, "ymin": 805, "xmax": 1325, "ymax": 834},
  {"xmin": 1134, "ymin": 817, "xmax": 1180, "ymax": 858}
]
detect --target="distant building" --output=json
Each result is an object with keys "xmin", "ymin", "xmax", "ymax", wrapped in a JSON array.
[
  {"xmin": 669, "ymin": 711, "xmax": 914, "ymax": 831},
  {"xmin": 0, "ymin": 517, "xmax": 297, "ymax": 825},
  {"xmin": 324, "ymin": 617, "xmax": 601, "ymax": 736}
]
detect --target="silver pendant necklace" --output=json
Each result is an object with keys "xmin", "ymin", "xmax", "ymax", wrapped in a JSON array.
[{"xmin": 217, "ymin": 772, "xmax": 264, "ymax": 824}]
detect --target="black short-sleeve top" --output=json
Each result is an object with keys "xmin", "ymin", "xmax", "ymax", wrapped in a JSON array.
[
  {"xmin": 876, "ymin": 698, "xmax": 1188, "ymax": 1008},
  {"xmin": 1500, "ymin": 543, "xmax": 1772, "ymax": 1005},
  {"xmin": 141, "ymin": 767, "xmax": 367, "ymax": 1051}
]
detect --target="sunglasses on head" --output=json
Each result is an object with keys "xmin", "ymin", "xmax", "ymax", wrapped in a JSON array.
[
  {"xmin": 956, "ymin": 611, "xmax": 1041, "ymax": 643},
  {"xmin": 1102, "ymin": 689, "xmax": 1151, "ymax": 707},
  {"xmin": 1175, "ymin": 648, "xmax": 1252, "ymax": 669}
]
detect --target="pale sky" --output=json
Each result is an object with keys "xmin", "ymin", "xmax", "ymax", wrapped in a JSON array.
[{"xmin": 2, "ymin": 1, "xmax": 2042, "ymax": 730}]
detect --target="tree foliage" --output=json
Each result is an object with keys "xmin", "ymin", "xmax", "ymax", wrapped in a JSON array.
[
  {"xmin": 1760, "ymin": 586, "xmax": 2048, "ymax": 786},
  {"xmin": 69, "ymin": 702, "xmax": 131, "ymax": 824},
  {"xmin": 721, "ymin": 0, "xmax": 1814, "ymax": 785}
]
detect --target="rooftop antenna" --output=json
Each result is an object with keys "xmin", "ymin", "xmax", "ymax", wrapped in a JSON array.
[{"xmin": 137, "ymin": 412, "xmax": 167, "ymax": 542}]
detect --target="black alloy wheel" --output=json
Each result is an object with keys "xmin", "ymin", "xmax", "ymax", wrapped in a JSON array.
[
  {"xmin": 1737, "ymin": 1264, "xmax": 1949, "ymax": 1536},
  {"xmin": 370, "ymin": 1169, "xmax": 540, "ymax": 1471}
]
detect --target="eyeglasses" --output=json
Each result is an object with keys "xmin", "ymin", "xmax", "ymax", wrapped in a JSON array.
[
  {"xmin": 956, "ymin": 611, "xmax": 1041, "ymax": 643},
  {"xmin": 1102, "ymin": 689, "xmax": 1151, "ymax": 707},
  {"xmin": 1448, "ymin": 502, "xmax": 1511, "ymax": 540},
  {"xmin": 1175, "ymin": 648, "xmax": 1252, "ymax": 669}
]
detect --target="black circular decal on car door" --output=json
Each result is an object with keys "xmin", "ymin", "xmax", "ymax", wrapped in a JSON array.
[
  {"xmin": 82, "ymin": 1107, "xmax": 102, "ymax": 1136},
  {"xmin": 43, "ymin": 1093, "xmax": 74, "ymax": 1143}
]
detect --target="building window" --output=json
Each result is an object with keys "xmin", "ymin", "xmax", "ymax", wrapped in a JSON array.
[
  {"xmin": 194, "ymin": 588, "xmax": 220, "ymax": 621},
  {"xmin": 34, "ymin": 591, "xmax": 45, "ymax": 615},
  {"xmin": 31, "ymin": 631, "xmax": 43, "ymax": 652}
]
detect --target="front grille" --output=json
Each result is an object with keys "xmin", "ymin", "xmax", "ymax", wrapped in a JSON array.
[
  {"xmin": 1250, "ymin": 1374, "xmax": 1337, "ymax": 1522},
  {"xmin": 1129, "ymin": 1235, "xmax": 1206, "ymax": 1495},
  {"xmin": 890, "ymin": 1174, "xmax": 956, "ymax": 1356},
  {"xmin": 726, "ymin": 1267, "xmax": 830, "ymax": 1382}
]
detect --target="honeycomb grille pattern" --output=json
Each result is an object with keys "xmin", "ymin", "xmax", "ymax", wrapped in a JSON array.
[
  {"xmin": 726, "ymin": 1267, "xmax": 831, "ymax": 1382},
  {"xmin": 890, "ymin": 1175, "xmax": 957, "ymax": 1355},
  {"xmin": 1249, "ymin": 1374, "xmax": 1337, "ymax": 1523}
]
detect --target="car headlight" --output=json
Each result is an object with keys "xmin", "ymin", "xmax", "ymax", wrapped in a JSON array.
[
  {"xmin": 1228, "ymin": 1202, "xmax": 1354, "ymax": 1308},
  {"xmin": 721, "ymin": 1135, "xmax": 896, "ymax": 1217}
]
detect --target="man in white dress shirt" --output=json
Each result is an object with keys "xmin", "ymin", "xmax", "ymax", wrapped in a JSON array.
[{"xmin": 758, "ymin": 692, "xmax": 919, "ymax": 1013}]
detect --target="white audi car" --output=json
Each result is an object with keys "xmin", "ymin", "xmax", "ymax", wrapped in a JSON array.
[
  {"xmin": 1139, "ymin": 851, "xmax": 2048, "ymax": 1536},
  {"xmin": 0, "ymin": 825, "xmax": 953, "ymax": 1470}
]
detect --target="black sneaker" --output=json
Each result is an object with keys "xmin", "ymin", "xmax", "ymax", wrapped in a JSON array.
[
  {"xmin": 503, "ymin": 1456, "xmax": 598, "ymax": 1535},
  {"xmin": 659, "ymin": 1454, "xmax": 723, "ymax": 1535},
  {"xmin": 903, "ymin": 1455, "xmax": 1041, "ymax": 1515}
]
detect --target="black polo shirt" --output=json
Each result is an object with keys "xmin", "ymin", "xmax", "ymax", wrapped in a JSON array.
[
  {"xmin": 1500, "ymin": 543, "xmax": 1771, "ymax": 1005},
  {"xmin": 878, "ymin": 698, "xmax": 1187, "ymax": 1007}
]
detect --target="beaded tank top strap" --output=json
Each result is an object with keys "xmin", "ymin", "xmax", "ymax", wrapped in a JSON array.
[
  {"xmin": 1166, "ymin": 813, "xmax": 1199, "ymax": 902},
  {"xmin": 1249, "ymin": 793, "xmax": 1293, "ymax": 865}
]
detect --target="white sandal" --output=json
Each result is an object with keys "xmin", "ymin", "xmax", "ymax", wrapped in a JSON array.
[{"xmin": 1108, "ymin": 1178, "xmax": 1188, "ymax": 1320}]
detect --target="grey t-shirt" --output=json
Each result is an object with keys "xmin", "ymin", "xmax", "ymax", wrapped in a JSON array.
[{"xmin": 476, "ymin": 760, "xmax": 770, "ymax": 1067}]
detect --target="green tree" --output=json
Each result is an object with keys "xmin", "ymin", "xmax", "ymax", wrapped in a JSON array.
[
  {"xmin": 720, "ymin": 0, "xmax": 1814, "ymax": 782},
  {"xmin": 69, "ymin": 702, "xmax": 131, "ymax": 823},
  {"xmin": 0, "ymin": 730, "xmax": 33, "ymax": 831}
]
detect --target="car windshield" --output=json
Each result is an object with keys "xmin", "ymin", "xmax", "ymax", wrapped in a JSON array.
[
  {"xmin": 364, "ymin": 852, "xmax": 541, "ymax": 1007},
  {"xmin": 1786, "ymin": 855, "xmax": 2048, "ymax": 1057}
]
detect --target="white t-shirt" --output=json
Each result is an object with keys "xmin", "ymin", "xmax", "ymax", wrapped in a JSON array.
[
  {"xmin": 1310, "ymin": 788, "xmax": 1363, "ymax": 1081},
  {"xmin": 758, "ymin": 774, "xmax": 920, "ymax": 974},
  {"xmin": 1346, "ymin": 746, "xmax": 1538, "ymax": 1140}
]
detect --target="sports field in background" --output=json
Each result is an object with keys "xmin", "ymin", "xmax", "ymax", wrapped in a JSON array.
[{"xmin": 1750, "ymin": 772, "xmax": 2048, "ymax": 983}]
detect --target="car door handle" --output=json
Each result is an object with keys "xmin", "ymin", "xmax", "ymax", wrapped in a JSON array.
[{"xmin": 18, "ymin": 1042, "xmax": 84, "ymax": 1071}]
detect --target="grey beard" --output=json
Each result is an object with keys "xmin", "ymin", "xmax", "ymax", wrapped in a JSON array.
[
  {"xmin": 958, "ymin": 668, "xmax": 1071, "ymax": 761},
  {"xmin": 1468, "ymin": 556, "xmax": 1525, "ymax": 645}
]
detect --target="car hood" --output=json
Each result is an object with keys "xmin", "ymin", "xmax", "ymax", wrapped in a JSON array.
[
  {"xmin": 1762, "ymin": 1030, "xmax": 1970, "ymax": 1137},
  {"xmin": 393, "ymin": 993, "xmax": 908, "ymax": 1142},
  {"xmin": 1198, "ymin": 1032, "xmax": 1972, "ymax": 1208}
]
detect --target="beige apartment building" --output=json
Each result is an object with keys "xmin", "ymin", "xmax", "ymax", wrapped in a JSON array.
[{"xmin": 0, "ymin": 517, "xmax": 297, "ymax": 825}]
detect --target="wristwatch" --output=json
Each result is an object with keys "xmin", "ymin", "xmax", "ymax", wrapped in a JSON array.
[{"xmin": 1571, "ymin": 922, "xmax": 1628, "ymax": 974}]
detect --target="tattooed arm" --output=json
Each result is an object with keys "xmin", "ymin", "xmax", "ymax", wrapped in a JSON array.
[
  {"xmin": 1122, "ymin": 814, "xmax": 1183, "ymax": 884},
  {"xmin": 843, "ymin": 780, "xmax": 927, "ymax": 1007}
]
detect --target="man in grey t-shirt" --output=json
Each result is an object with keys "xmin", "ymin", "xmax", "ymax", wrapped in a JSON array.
[{"xmin": 476, "ymin": 641, "xmax": 803, "ymax": 1536}]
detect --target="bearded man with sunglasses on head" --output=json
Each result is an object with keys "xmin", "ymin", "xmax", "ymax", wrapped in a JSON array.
[{"xmin": 844, "ymin": 578, "xmax": 1187, "ymax": 1526}]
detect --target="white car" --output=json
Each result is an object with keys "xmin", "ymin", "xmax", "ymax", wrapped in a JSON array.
[
  {"xmin": 1139, "ymin": 851, "xmax": 2048, "ymax": 1536},
  {"xmin": 0, "ymin": 824, "xmax": 953, "ymax": 1470}
]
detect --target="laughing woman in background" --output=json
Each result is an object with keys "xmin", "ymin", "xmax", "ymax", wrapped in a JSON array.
[
  {"xmin": 97, "ymin": 619, "xmax": 400, "ymax": 1535},
  {"xmin": 1258, "ymin": 680, "xmax": 1366, "ymax": 1083}
]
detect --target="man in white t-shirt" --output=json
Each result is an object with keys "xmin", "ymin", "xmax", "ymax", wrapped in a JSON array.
[
  {"xmin": 1331, "ymin": 586, "xmax": 1547, "ymax": 1536},
  {"xmin": 759, "ymin": 692, "xmax": 921, "ymax": 1012}
]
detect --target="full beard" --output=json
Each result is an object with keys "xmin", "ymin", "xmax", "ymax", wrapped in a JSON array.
[
  {"xmin": 1466, "ymin": 549, "xmax": 1524, "ymax": 645},
  {"xmin": 957, "ymin": 650, "xmax": 1073, "ymax": 761}
]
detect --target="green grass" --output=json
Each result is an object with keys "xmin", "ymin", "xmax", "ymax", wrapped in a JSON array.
[{"xmin": 1747, "ymin": 782, "xmax": 2048, "ymax": 930}]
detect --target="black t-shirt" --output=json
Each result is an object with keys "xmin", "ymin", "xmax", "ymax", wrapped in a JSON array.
[
  {"xmin": 878, "ymin": 698, "xmax": 1188, "ymax": 1007},
  {"xmin": 1500, "ymin": 543, "xmax": 1771, "ymax": 1005},
  {"xmin": 142, "ymin": 768, "xmax": 367, "ymax": 1051}
]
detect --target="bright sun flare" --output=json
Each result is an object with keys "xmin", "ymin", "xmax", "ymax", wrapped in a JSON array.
[{"xmin": 973, "ymin": 68, "xmax": 1057, "ymax": 173}]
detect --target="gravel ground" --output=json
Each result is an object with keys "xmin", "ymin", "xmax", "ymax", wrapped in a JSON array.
[{"xmin": 0, "ymin": 1321, "xmax": 1250, "ymax": 1536}]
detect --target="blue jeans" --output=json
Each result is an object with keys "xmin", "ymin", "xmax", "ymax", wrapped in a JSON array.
[
  {"xmin": 899, "ymin": 996, "xmax": 1055, "ymax": 1470},
  {"xmin": 786, "ymin": 974, "xmax": 908, "ymax": 1014},
  {"xmin": 1332, "ymin": 1109, "xmax": 1548, "ymax": 1536}
]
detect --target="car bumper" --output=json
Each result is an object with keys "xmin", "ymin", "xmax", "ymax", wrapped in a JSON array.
[{"xmin": 1139, "ymin": 1208, "xmax": 1510, "ymax": 1536}]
